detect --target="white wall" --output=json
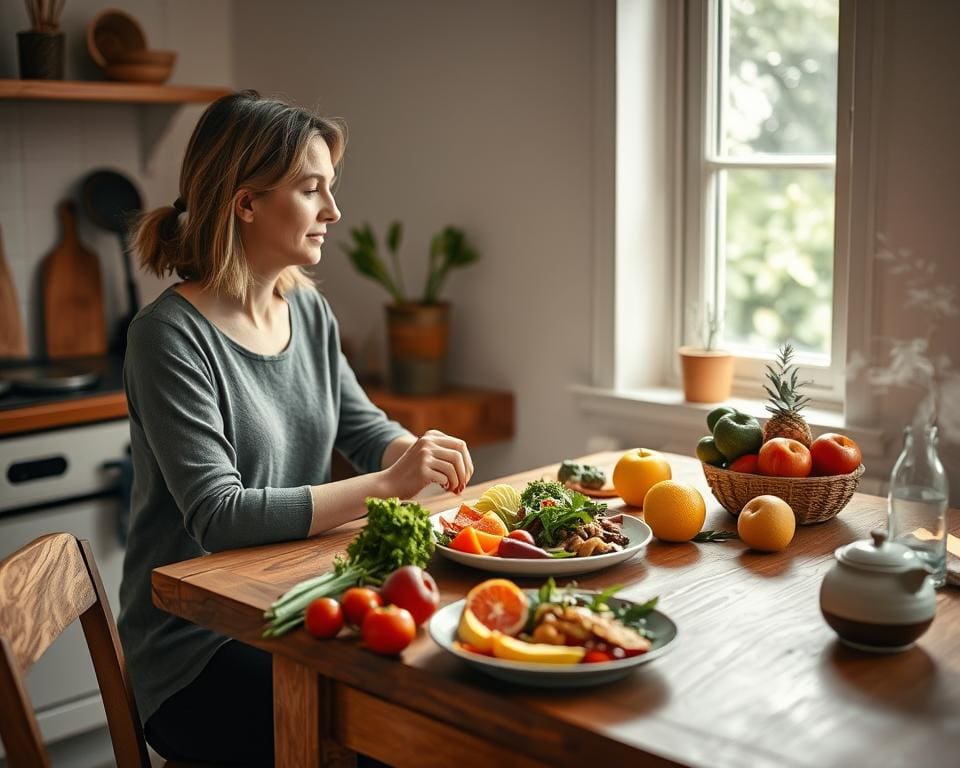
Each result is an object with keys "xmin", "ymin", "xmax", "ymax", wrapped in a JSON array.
[
  {"xmin": 233, "ymin": 0, "xmax": 600, "ymax": 481},
  {"xmin": 0, "ymin": 0, "xmax": 233, "ymax": 353}
]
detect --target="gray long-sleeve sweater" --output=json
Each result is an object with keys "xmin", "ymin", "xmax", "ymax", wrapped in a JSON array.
[{"xmin": 117, "ymin": 286, "xmax": 408, "ymax": 723}]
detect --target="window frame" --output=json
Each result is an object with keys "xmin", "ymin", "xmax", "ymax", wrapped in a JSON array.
[{"xmin": 681, "ymin": 0, "xmax": 849, "ymax": 405}]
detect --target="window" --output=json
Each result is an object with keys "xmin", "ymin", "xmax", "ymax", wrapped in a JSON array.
[{"xmin": 684, "ymin": 0, "xmax": 842, "ymax": 398}]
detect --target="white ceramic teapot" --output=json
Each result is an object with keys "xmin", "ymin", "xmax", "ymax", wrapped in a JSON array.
[{"xmin": 819, "ymin": 528, "xmax": 936, "ymax": 653}]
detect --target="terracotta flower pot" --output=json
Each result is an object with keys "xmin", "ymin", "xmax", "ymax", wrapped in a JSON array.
[
  {"xmin": 678, "ymin": 346, "xmax": 734, "ymax": 403},
  {"xmin": 386, "ymin": 303, "xmax": 449, "ymax": 395}
]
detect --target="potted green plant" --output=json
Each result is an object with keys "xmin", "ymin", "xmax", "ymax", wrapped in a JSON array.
[
  {"xmin": 341, "ymin": 222, "xmax": 479, "ymax": 395},
  {"xmin": 678, "ymin": 303, "xmax": 734, "ymax": 403},
  {"xmin": 18, "ymin": 0, "xmax": 67, "ymax": 80}
]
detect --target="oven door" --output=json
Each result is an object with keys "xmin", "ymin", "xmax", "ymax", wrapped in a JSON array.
[{"xmin": 0, "ymin": 493, "xmax": 125, "ymax": 755}]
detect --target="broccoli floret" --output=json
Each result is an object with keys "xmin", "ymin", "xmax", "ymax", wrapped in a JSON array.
[
  {"xmin": 556, "ymin": 461, "xmax": 607, "ymax": 490},
  {"xmin": 557, "ymin": 460, "xmax": 581, "ymax": 484}
]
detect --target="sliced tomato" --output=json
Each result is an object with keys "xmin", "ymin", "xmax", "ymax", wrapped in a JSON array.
[{"xmin": 452, "ymin": 503, "xmax": 483, "ymax": 529}]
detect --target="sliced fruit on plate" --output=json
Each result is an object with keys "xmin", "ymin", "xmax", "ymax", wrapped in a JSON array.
[
  {"xmin": 465, "ymin": 579, "xmax": 529, "ymax": 636},
  {"xmin": 449, "ymin": 526, "xmax": 502, "ymax": 555},
  {"xmin": 457, "ymin": 607, "xmax": 493, "ymax": 651},
  {"xmin": 452, "ymin": 503, "xmax": 483, "ymax": 529},
  {"xmin": 491, "ymin": 632, "xmax": 586, "ymax": 665},
  {"xmin": 472, "ymin": 511, "xmax": 509, "ymax": 537},
  {"xmin": 475, "ymin": 483, "xmax": 522, "ymax": 526}
]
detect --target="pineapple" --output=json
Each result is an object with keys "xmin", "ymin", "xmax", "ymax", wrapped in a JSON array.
[{"xmin": 762, "ymin": 344, "xmax": 813, "ymax": 447}]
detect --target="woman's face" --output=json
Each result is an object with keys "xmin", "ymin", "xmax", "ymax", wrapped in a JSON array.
[{"xmin": 237, "ymin": 135, "xmax": 341, "ymax": 276}]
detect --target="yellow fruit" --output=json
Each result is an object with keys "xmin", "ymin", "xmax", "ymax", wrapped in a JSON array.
[
  {"xmin": 490, "ymin": 633, "xmax": 586, "ymax": 665},
  {"xmin": 642, "ymin": 480, "xmax": 706, "ymax": 542},
  {"xmin": 457, "ymin": 608, "xmax": 493, "ymax": 652},
  {"xmin": 738, "ymin": 495, "xmax": 796, "ymax": 552},
  {"xmin": 475, "ymin": 484, "xmax": 521, "ymax": 520},
  {"xmin": 612, "ymin": 448, "xmax": 672, "ymax": 507}
]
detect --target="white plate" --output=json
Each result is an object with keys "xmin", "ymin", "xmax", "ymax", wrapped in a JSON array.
[
  {"xmin": 429, "ymin": 592, "xmax": 677, "ymax": 688},
  {"xmin": 431, "ymin": 511, "xmax": 652, "ymax": 576}
]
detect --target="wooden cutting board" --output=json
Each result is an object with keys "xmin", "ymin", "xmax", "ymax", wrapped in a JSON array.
[
  {"xmin": 0, "ymin": 223, "xmax": 28, "ymax": 357},
  {"xmin": 43, "ymin": 201, "xmax": 107, "ymax": 359}
]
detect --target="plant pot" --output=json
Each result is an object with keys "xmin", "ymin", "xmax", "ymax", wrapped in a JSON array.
[
  {"xmin": 17, "ymin": 31, "xmax": 65, "ymax": 80},
  {"xmin": 386, "ymin": 302, "xmax": 449, "ymax": 395},
  {"xmin": 678, "ymin": 346, "xmax": 734, "ymax": 403}
]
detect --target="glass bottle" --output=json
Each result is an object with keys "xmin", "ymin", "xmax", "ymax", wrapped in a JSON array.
[{"xmin": 887, "ymin": 425, "xmax": 950, "ymax": 588}]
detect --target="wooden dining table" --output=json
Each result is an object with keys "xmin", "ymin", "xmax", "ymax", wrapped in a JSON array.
[{"xmin": 152, "ymin": 451, "xmax": 960, "ymax": 768}]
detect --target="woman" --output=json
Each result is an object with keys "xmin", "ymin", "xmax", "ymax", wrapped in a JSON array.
[{"xmin": 118, "ymin": 90, "xmax": 473, "ymax": 765}]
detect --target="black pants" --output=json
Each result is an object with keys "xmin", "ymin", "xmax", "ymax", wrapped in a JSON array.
[{"xmin": 145, "ymin": 640, "xmax": 387, "ymax": 767}]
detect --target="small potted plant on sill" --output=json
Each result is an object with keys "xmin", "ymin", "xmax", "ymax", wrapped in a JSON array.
[
  {"xmin": 19, "ymin": 0, "xmax": 67, "ymax": 80},
  {"xmin": 341, "ymin": 221, "xmax": 479, "ymax": 395},
  {"xmin": 678, "ymin": 303, "xmax": 734, "ymax": 403}
]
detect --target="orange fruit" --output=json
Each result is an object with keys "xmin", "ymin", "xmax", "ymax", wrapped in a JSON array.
[
  {"xmin": 642, "ymin": 480, "xmax": 706, "ymax": 542},
  {"xmin": 465, "ymin": 579, "xmax": 529, "ymax": 636},
  {"xmin": 449, "ymin": 526, "xmax": 484, "ymax": 555},
  {"xmin": 738, "ymin": 495, "xmax": 796, "ymax": 552},
  {"xmin": 612, "ymin": 448, "xmax": 672, "ymax": 507},
  {"xmin": 472, "ymin": 511, "xmax": 509, "ymax": 537}
]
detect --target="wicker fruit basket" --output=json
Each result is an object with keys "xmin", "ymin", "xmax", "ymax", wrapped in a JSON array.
[{"xmin": 701, "ymin": 462, "xmax": 865, "ymax": 525}]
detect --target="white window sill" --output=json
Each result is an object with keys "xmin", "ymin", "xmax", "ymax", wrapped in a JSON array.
[{"xmin": 570, "ymin": 384, "xmax": 888, "ymax": 461}]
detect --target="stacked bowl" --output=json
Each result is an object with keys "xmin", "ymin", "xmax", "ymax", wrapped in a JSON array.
[{"xmin": 87, "ymin": 9, "xmax": 176, "ymax": 83}]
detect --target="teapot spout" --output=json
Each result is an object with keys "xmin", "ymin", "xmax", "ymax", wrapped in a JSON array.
[{"xmin": 900, "ymin": 566, "xmax": 933, "ymax": 593}]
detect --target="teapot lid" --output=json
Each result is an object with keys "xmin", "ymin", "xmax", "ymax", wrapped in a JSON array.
[{"xmin": 836, "ymin": 529, "xmax": 923, "ymax": 572}]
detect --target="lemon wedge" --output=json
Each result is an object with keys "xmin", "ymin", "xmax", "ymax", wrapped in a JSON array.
[{"xmin": 491, "ymin": 633, "xmax": 586, "ymax": 665}]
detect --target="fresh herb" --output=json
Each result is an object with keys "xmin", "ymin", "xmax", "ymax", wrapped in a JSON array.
[
  {"xmin": 519, "ymin": 488, "xmax": 607, "ymax": 547},
  {"xmin": 519, "ymin": 479, "xmax": 567, "ymax": 510},
  {"xmin": 557, "ymin": 460, "xmax": 607, "ymax": 490},
  {"xmin": 262, "ymin": 497, "xmax": 435, "ymax": 637},
  {"xmin": 692, "ymin": 530, "xmax": 740, "ymax": 542}
]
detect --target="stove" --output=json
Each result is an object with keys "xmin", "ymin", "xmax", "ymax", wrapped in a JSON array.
[
  {"xmin": 0, "ymin": 356, "xmax": 123, "ymax": 412},
  {"xmin": 0, "ymin": 355, "xmax": 130, "ymax": 757}
]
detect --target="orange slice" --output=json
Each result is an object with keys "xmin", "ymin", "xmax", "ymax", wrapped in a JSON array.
[
  {"xmin": 449, "ymin": 527, "xmax": 484, "ymax": 555},
  {"xmin": 471, "ymin": 511, "xmax": 509, "ymax": 537},
  {"xmin": 473, "ymin": 529, "xmax": 503, "ymax": 555},
  {"xmin": 465, "ymin": 579, "xmax": 529, "ymax": 636}
]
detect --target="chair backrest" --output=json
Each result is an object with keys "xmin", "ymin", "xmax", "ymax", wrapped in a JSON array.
[{"xmin": 0, "ymin": 533, "xmax": 150, "ymax": 768}]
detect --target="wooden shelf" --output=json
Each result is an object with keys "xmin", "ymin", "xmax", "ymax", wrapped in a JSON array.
[
  {"xmin": 0, "ymin": 79, "xmax": 230, "ymax": 104},
  {"xmin": 0, "ymin": 392, "xmax": 127, "ymax": 437}
]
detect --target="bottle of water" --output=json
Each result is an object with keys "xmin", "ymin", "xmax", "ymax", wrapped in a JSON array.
[{"xmin": 887, "ymin": 425, "xmax": 950, "ymax": 588}]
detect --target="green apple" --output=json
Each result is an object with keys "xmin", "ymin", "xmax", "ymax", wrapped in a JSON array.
[
  {"xmin": 696, "ymin": 436, "xmax": 725, "ymax": 466},
  {"xmin": 707, "ymin": 405, "xmax": 738, "ymax": 433},
  {"xmin": 713, "ymin": 413, "xmax": 763, "ymax": 460}
]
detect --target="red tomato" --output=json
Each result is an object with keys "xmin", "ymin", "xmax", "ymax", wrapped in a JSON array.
[
  {"xmin": 810, "ymin": 433, "xmax": 863, "ymax": 476},
  {"xmin": 757, "ymin": 438, "xmax": 812, "ymax": 478},
  {"xmin": 582, "ymin": 649, "xmax": 614, "ymax": 664},
  {"xmin": 506, "ymin": 529, "xmax": 536, "ymax": 545},
  {"xmin": 361, "ymin": 605, "xmax": 416, "ymax": 655},
  {"xmin": 304, "ymin": 597, "xmax": 343, "ymax": 639},
  {"xmin": 379, "ymin": 566, "xmax": 440, "ymax": 625},
  {"xmin": 728, "ymin": 453, "xmax": 760, "ymax": 474},
  {"xmin": 340, "ymin": 587, "xmax": 383, "ymax": 626}
]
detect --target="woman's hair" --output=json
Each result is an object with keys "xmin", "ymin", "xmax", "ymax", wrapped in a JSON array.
[{"xmin": 134, "ymin": 90, "xmax": 346, "ymax": 299}]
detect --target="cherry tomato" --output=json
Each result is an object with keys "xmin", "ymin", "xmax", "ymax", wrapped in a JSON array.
[
  {"xmin": 379, "ymin": 566, "xmax": 439, "ymax": 625},
  {"xmin": 582, "ymin": 649, "xmax": 614, "ymax": 664},
  {"xmin": 361, "ymin": 605, "xmax": 416, "ymax": 655},
  {"xmin": 304, "ymin": 597, "xmax": 344, "ymax": 639},
  {"xmin": 506, "ymin": 529, "xmax": 536, "ymax": 546},
  {"xmin": 340, "ymin": 587, "xmax": 383, "ymax": 626}
]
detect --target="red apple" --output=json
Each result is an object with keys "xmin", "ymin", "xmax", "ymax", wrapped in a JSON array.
[
  {"xmin": 757, "ymin": 438, "xmax": 812, "ymax": 478},
  {"xmin": 810, "ymin": 433, "xmax": 862, "ymax": 476}
]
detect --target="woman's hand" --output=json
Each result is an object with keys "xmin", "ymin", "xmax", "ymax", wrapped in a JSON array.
[{"xmin": 383, "ymin": 429, "xmax": 474, "ymax": 498}]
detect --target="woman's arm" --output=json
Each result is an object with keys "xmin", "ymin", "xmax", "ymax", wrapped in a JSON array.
[{"xmin": 306, "ymin": 429, "xmax": 474, "ymax": 536}]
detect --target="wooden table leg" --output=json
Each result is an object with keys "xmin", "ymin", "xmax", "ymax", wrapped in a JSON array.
[{"xmin": 273, "ymin": 654, "xmax": 357, "ymax": 768}]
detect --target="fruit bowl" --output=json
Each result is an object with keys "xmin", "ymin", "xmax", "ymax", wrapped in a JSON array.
[{"xmin": 701, "ymin": 462, "xmax": 865, "ymax": 525}]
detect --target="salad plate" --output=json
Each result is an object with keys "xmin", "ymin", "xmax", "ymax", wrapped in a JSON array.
[
  {"xmin": 429, "ymin": 593, "xmax": 677, "ymax": 688},
  {"xmin": 431, "ymin": 511, "xmax": 652, "ymax": 576}
]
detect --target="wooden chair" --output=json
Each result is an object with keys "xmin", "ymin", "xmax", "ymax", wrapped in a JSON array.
[{"xmin": 0, "ymin": 533, "xmax": 152, "ymax": 767}]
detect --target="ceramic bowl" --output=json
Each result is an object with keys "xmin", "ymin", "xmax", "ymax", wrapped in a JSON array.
[{"xmin": 87, "ymin": 9, "xmax": 147, "ymax": 67}]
